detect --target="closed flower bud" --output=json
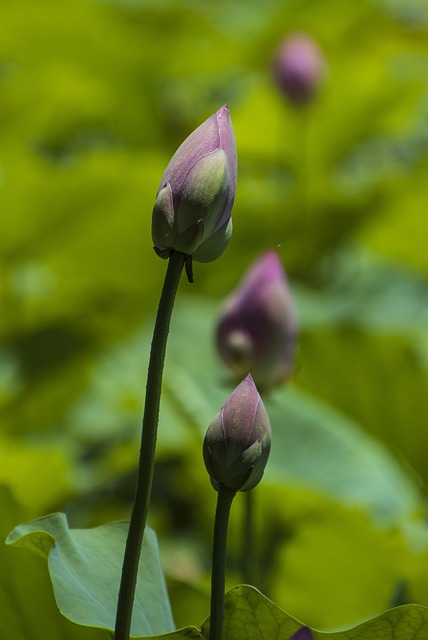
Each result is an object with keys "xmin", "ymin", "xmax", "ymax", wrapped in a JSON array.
[
  {"xmin": 216, "ymin": 251, "xmax": 298, "ymax": 391},
  {"xmin": 273, "ymin": 33, "xmax": 326, "ymax": 106},
  {"xmin": 152, "ymin": 105, "xmax": 237, "ymax": 263},
  {"xmin": 203, "ymin": 374, "xmax": 271, "ymax": 493}
]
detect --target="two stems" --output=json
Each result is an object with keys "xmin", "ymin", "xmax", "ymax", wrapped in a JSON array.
[
  {"xmin": 114, "ymin": 250, "xmax": 256, "ymax": 640},
  {"xmin": 114, "ymin": 251, "xmax": 186, "ymax": 640}
]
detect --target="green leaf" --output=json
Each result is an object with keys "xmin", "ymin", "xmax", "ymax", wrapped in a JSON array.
[
  {"xmin": 6, "ymin": 513, "xmax": 175, "ymax": 637},
  {"xmin": 250, "ymin": 486, "xmax": 409, "ymax": 629},
  {"xmin": 0, "ymin": 486, "xmax": 109, "ymax": 640},
  {"xmin": 201, "ymin": 585, "xmax": 428, "ymax": 640},
  {"xmin": 265, "ymin": 385, "xmax": 420, "ymax": 522}
]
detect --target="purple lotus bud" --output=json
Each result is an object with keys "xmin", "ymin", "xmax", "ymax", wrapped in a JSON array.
[
  {"xmin": 216, "ymin": 251, "xmax": 298, "ymax": 391},
  {"xmin": 203, "ymin": 374, "xmax": 271, "ymax": 493},
  {"xmin": 273, "ymin": 33, "xmax": 326, "ymax": 105},
  {"xmin": 152, "ymin": 105, "xmax": 237, "ymax": 263},
  {"xmin": 290, "ymin": 628, "xmax": 314, "ymax": 640}
]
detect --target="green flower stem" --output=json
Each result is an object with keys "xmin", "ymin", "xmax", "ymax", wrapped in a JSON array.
[
  {"xmin": 242, "ymin": 490, "xmax": 257, "ymax": 585},
  {"xmin": 115, "ymin": 251, "xmax": 186, "ymax": 640},
  {"xmin": 209, "ymin": 486, "xmax": 236, "ymax": 640}
]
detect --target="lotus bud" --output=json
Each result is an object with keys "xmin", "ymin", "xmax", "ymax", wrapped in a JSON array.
[
  {"xmin": 217, "ymin": 251, "xmax": 298, "ymax": 391},
  {"xmin": 203, "ymin": 374, "xmax": 271, "ymax": 493},
  {"xmin": 273, "ymin": 33, "xmax": 326, "ymax": 106},
  {"xmin": 152, "ymin": 105, "xmax": 237, "ymax": 266},
  {"xmin": 290, "ymin": 628, "xmax": 314, "ymax": 640}
]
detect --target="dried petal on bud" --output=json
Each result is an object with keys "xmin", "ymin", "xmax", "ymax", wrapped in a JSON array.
[
  {"xmin": 152, "ymin": 105, "xmax": 237, "ymax": 263},
  {"xmin": 273, "ymin": 33, "xmax": 326, "ymax": 106},
  {"xmin": 217, "ymin": 251, "xmax": 298, "ymax": 391},
  {"xmin": 203, "ymin": 374, "xmax": 271, "ymax": 493}
]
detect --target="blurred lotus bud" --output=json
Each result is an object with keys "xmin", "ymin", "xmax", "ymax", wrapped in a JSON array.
[
  {"xmin": 203, "ymin": 374, "xmax": 271, "ymax": 493},
  {"xmin": 289, "ymin": 628, "xmax": 313, "ymax": 640},
  {"xmin": 273, "ymin": 33, "xmax": 326, "ymax": 105},
  {"xmin": 152, "ymin": 105, "xmax": 237, "ymax": 263},
  {"xmin": 217, "ymin": 251, "xmax": 298, "ymax": 390}
]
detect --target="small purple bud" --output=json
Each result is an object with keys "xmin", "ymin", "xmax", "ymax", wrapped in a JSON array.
[
  {"xmin": 290, "ymin": 628, "xmax": 314, "ymax": 640},
  {"xmin": 203, "ymin": 374, "xmax": 271, "ymax": 493},
  {"xmin": 273, "ymin": 33, "xmax": 326, "ymax": 106},
  {"xmin": 217, "ymin": 251, "xmax": 298, "ymax": 390},
  {"xmin": 152, "ymin": 105, "xmax": 237, "ymax": 262}
]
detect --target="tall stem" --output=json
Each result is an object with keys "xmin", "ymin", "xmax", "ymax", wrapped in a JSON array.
[
  {"xmin": 115, "ymin": 251, "xmax": 185, "ymax": 640},
  {"xmin": 209, "ymin": 486, "xmax": 236, "ymax": 640}
]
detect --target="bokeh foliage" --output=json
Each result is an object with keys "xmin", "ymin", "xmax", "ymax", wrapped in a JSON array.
[{"xmin": 1, "ymin": 0, "xmax": 428, "ymax": 637}]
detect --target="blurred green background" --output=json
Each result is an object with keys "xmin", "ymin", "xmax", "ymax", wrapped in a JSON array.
[{"xmin": 2, "ymin": 0, "xmax": 428, "ymax": 637}]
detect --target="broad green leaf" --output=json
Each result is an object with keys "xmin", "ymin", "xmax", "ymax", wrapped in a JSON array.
[
  {"xmin": 0, "ymin": 486, "xmax": 109, "ymax": 640},
  {"xmin": 201, "ymin": 585, "xmax": 428, "ymax": 640},
  {"xmin": 6, "ymin": 513, "xmax": 175, "ymax": 637},
  {"xmin": 252, "ymin": 485, "xmax": 409, "ymax": 628},
  {"xmin": 265, "ymin": 385, "xmax": 420, "ymax": 522}
]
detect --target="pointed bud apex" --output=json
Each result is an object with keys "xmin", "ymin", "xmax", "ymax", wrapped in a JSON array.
[
  {"xmin": 152, "ymin": 105, "xmax": 237, "ymax": 262},
  {"xmin": 273, "ymin": 33, "xmax": 326, "ymax": 106},
  {"xmin": 203, "ymin": 374, "xmax": 271, "ymax": 493},
  {"xmin": 217, "ymin": 251, "xmax": 298, "ymax": 390}
]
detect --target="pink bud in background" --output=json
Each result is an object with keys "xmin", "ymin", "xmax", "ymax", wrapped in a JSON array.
[
  {"xmin": 216, "ymin": 251, "xmax": 298, "ymax": 391},
  {"xmin": 273, "ymin": 33, "xmax": 326, "ymax": 106},
  {"xmin": 203, "ymin": 374, "xmax": 271, "ymax": 493}
]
